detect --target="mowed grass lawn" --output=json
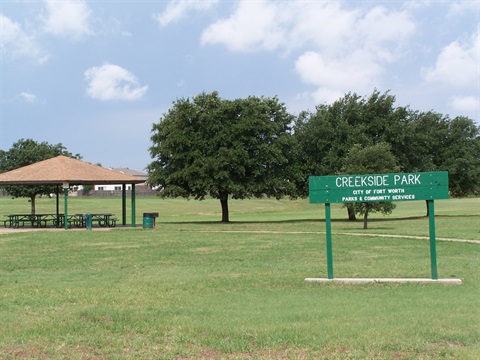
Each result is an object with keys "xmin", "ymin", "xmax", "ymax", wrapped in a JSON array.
[{"xmin": 0, "ymin": 196, "xmax": 479, "ymax": 359}]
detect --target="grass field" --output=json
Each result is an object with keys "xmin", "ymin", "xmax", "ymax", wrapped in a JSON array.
[{"xmin": 0, "ymin": 196, "xmax": 479, "ymax": 359}]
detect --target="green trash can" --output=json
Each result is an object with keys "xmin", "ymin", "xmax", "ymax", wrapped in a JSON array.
[
  {"xmin": 143, "ymin": 216, "xmax": 154, "ymax": 229},
  {"xmin": 143, "ymin": 212, "xmax": 158, "ymax": 229}
]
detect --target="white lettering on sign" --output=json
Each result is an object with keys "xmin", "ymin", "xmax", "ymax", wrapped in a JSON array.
[
  {"xmin": 364, "ymin": 195, "xmax": 391, "ymax": 201},
  {"xmin": 342, "ymin": 196, "xmax": 358, "ymax": 202},
  {"xmin": 393, "ymin": 174, "xmax": 421, "ymax": 185},
  {"xmin": 335, "ymin": 175, "xmax": 389, "ymax": 188},
  {"xmin": 392, "ymin": 194, "xmax": 416, "ymax": 200},
  {"xmin": 388, "ymin": 188, "xmax": 405, "ymax": 194}
]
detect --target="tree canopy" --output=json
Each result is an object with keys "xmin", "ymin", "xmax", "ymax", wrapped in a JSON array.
[
  {"xmin": 406, "ymin": 113, "xmax": 480, "ymax": 196},
  {"xmin": 293, "ymin": 90, "xmax": 480, "ymax": 207},
  {"xmin": 292, "ymin": 90, "xmax": 410, "ymax": 195},
  {"xmin": 148, "ymin": 89, "xmax": 479, "ymax": 225},
  {"xmin": 341, "ymin": 142, "xmax": 400, "ymax": 229},
  {"xmin": 148, "ymin": 91, "xmax": 295, "ymax": 222},
  {"xmin": 0, "ymin": 138, "xmax": 80, "ymax": 214}
]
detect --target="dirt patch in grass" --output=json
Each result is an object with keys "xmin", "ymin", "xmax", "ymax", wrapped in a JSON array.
[
  {"xmin": 173, "ymin": 348, "xmax": 313, "ymax": 359},
  {"xmin": 2, "ymin": 345, "xmax": 107, "ymax": 360}
]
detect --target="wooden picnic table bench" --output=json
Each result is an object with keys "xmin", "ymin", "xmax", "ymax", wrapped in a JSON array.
[
  {"xmin": 58, "ymin": 214, "xmax": 117, "ymax": 228},
  {"xmin": 3, "ymin": 213, "xmax": 117, "ymax": 228},
  {"xmin": 3, "ymin": 214, "xmax": 60, "ymax": 228}
]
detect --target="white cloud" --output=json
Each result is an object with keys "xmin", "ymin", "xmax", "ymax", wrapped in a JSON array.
[
  {"xmin": 447, "ymin": 1, "xmax": 480, "ymax": 17},
  {"xmin": 295, "ymin": 50, "xmax": 383, "ymax": 104},
  {"xmin": 200, "ymin": 1, "xmax": 416, "ymax": 104},
  {"xmin": 286, "ymin": 2, "xmax": 357, "ymax": 53},
  {"xmin": 19, "ymin": 92, "xmax": 39, "ymax": 103},
  {"xmin": 41, "ymin": 0, "xmax": 93, "ymax": 39},
  {"xmin": 450, "ymin": 95, "xmax": 480, "ymax": 114},
  {"xmin": 200, "ymin": 1, "xmax": 354, "ymax": 53},
  {"xmin": 154, "ymin": 0, "xmax": 219, "ymax": 27},
  {"xmin": 424, "ymin": 30, "xmax": 479, "ymax": 88},
  {"xmin": 84, "ymin": 64, "xmax": 148, "ymax": 101},
  {"xmin": 201, "ymin": 2, "xmax": 415, "ymax": 54},
  {"xmin": 201, "ymin": 0, "xmax": 288, "ymax": 52},
  {"xmin": 0, "ymin": 14, "xmax": 49, "ymax": 63},
  {"xmin": 402, "ymin": 1, "xmax": 433, "ymax": 11},
  {"xmin": 358, "ymin": 6, "xmax": 415, "ymax": 49}
]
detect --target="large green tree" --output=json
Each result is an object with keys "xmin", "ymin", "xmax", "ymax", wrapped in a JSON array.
[
  {"xmin": 294, "ymin": 90, "xmax": 479, "ymax": 219},
  {"xmin": 406, "ymin": 112, "xmax": 480, "ymax": 196},
  {"xmin": 293, "ymin": 90, "xmax": 409, "ymax": 219},
  {"xmin": 442, "ymin": 116, "xmax": 480, "ymax": 196},
  {"xmin": 293, "ymin": 90, "xmax": 409, "ymax": 192},
  {"xmin": 148, "ymin": 91, "xmax": 295, "ymax": 222},
  {"xmin": 0, "ymin": 138, "xmax": 80, "ymax": 214},
  {"xmin": 341, "ymin": 142, "xmax": 400, "ymax": 229},
  {"xmin": 400, "ymin": 112, "xmax": 480, "ymax": 214}
]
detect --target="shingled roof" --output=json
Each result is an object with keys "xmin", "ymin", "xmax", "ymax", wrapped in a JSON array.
[{"xmin": 0, "ymin": 155, "xmax": 146, "ymax": 185}]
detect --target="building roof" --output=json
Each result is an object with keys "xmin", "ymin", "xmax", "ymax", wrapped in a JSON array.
[
  {"xmin": 112, "ymin": 168, "xmax": 147, "ymax": 178},
  {"xmin": 0, "ymin": 155, "xmax": 145, "ymax": 185}
]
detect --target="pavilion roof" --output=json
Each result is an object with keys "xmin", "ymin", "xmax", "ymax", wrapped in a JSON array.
[{"xmin": 0, "ymin": 155, "xmax": 146, "ymax": 185}]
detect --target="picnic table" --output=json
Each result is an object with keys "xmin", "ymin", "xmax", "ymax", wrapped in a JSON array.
[
  {"xmin": 69, "ymin": 213, "xmax": 117, "ymax": 228},
  {"xmin": 3, "ymin": 214, "xmax": 60, "ymax": 228},
  {"xmin": 3, "ymin": 213, "xmax": 117, "ymax": 228}
]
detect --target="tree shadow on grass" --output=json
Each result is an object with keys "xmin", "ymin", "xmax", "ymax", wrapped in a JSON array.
[
  {"xmin": 164, "ymin": 219, "xmax": 321, "ymax": 225},
  {"xmin": 161, "ymin": 214, "xmax": 478, "ymax": 226}
]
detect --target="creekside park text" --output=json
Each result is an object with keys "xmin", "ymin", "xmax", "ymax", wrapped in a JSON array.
[{"xmin": 309, "ymin": 172, "xmax": 449, "ymax": 204}]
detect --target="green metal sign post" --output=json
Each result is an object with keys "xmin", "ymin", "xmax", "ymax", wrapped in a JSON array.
[
  {"xmin": 309, "ymin": 172, "xmax": 449, "ymax": 280},
  {"xmin": 325, "ymin": 203, "xmax": 334, "ymax": 279},
  {"xmin": 427, "ymin": 200, "xmax": 438, "ymax": 279}
]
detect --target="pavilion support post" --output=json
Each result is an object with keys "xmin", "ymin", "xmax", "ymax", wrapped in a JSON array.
[
  {"xmin": 122, "ymin": 184, "xmax": 127, "ymax": 226},
  {"xmin": 56, "ymin": 185, "xmax": 60, "ymax": 223},
  {"xmin": 63, "ymin": 182, "xmax": 69, "ymax": 230},
  {"xmin": 131, "ymin": 183, "xmax": 136, "ymax": 228}
]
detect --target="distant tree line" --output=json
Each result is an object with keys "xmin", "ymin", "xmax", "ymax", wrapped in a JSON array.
[
  {"xmin": 0, "ymin": 91, "xmax": 478, "ymax": 223},
  {"xmin": 148, "ymin": 90, "xmax": 480, "ymax": 223}
]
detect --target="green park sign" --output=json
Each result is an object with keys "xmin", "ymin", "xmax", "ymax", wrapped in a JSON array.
[
  {"xmin": 308, "ymin": 171, "xmax": 450, "ymax": 281},
  {"xmin": 309, "ymin": 171, "xmax": 449, "ymax": 204}
]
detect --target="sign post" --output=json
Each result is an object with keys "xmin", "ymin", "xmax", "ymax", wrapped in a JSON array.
[
  {"xmin": 427, "ymin": 200, "xmax": 438, "ymax": 279},
  {"xmin": 325, "ymin": 203, "xmax": 334, "ymax": 279},
  {"xmin": 308, "ymin": 172, "xmax": 451, "ymax": 282}
]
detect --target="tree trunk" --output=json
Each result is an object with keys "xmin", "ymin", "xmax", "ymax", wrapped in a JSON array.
[
  {"xmin": 347, "ymin": 205, "xmax": 357, "ymax": 221},
  {"xmin": 30, "ymin": 195, "xmax": 36, "ymax": 215},
  {"xmin": 363, "ymin": 209, "xmax": 369, "ymax": 229},
  {"xmin": 219, "ymin": 192, "xmax": 229, "ymax": 223}
]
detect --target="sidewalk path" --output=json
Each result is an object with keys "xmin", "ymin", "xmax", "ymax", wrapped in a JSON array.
[
  {"xmin": 1, "ymin": 227, "xmax": 479, "ymax": 244},
  {"xmin": 196, "ymin": 229, "xmax": 480, "ymax": 244},
  {"xmin": 336, "ymin": 232, "xmax": 480, "ymax": 244}
]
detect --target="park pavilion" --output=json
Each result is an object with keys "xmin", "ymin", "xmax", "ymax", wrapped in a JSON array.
[{"xmin": 0, "ymin": 155, "xmax": 145, "ymax": 229}]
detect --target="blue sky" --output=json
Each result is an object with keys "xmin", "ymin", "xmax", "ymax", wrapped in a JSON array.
[{"xmin": 1, "ymin": 0, "xmax": 479, "ymax": 171}]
